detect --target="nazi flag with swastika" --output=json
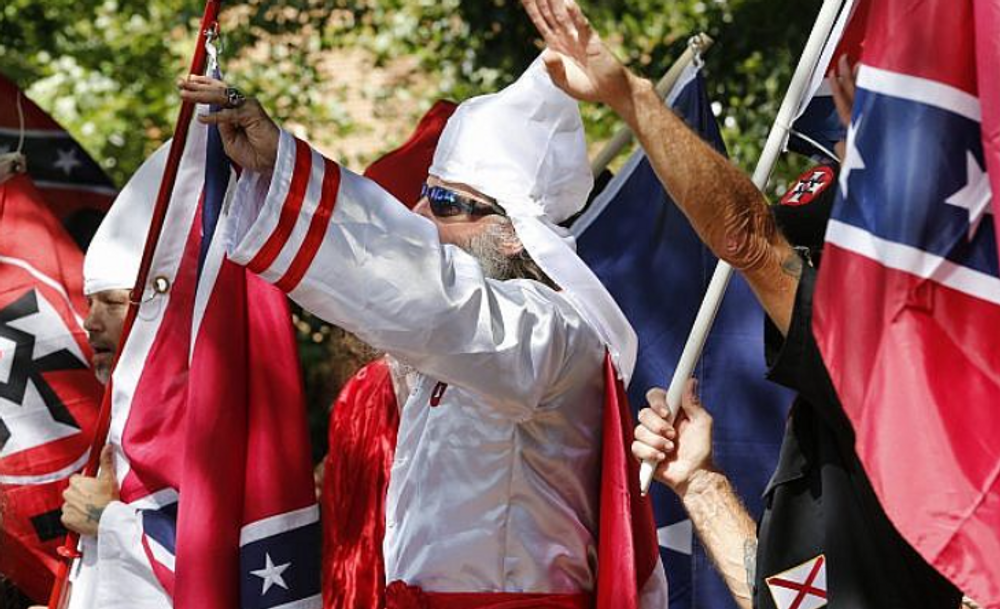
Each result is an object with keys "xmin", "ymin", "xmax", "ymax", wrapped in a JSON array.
[{"xmin": 0, "ymin": 174, "xmax": 101, "ymax": 602}]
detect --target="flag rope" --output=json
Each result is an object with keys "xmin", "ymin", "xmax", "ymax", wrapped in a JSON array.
[
  {"xmin": 46, "ymin": 2, "xmax": 225, "ymax": 607},
  {"xmin": 638, "ymin": 0, "xmax": 849, "ymax": 494}
]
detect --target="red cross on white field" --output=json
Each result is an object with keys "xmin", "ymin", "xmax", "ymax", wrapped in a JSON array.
[{"xmin": 765, "ymin": 554, "xmax": 828, "ymax": 609}]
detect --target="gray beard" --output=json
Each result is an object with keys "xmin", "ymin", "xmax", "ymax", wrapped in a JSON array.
[
  {"xmin": 465, "ymin": 225, "xmax": 518, "ymax": 281},
  {"xmin": 390, "ymin": 228, "xmax": 518, "ymax": 381}
]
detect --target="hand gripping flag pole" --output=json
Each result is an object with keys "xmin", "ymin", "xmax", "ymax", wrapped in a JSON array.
[
  {"xmin": 47, "ymin": 2, "xmax": 225, "ymax": 606},
  {"xmin": 638, "ymin": 0, "xmax": 848, "ymax": 495}
]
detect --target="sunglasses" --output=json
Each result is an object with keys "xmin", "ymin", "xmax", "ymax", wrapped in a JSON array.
[{"xmin": 421, "ymin": 183, "xmax": 506, "ymax": 218}]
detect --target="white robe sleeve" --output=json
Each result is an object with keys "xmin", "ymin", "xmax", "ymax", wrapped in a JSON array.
[
  {"xmin": 224, "ymin": 131, "xmax": 603, "ymax": 418},
  {"xmin": 67, "ymin": 502, "xmax": 171, "ymax": 609}
]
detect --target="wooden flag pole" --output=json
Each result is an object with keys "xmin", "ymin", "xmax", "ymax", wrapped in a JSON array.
[
  {"xmin": 47, "ymin": 2, "xmax": 224, "ymax": 606},
  {"xmin": 590, "ymin": 33, "xmax": 713, "ymax": 177},
  {"xmin": 638, "ymin": 0, "xmax": 848, "ymax": 495}
]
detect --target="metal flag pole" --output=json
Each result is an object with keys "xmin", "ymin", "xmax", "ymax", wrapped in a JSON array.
[
  {"xmin": 590, "ymin": 33, "xmax": 714, "ymax": 176},
  {"xmin": 47, "ymin": 2, "xmax": 224, "ymax": 607},
  {"xmin": 638, "ymin": 0, "xmax": 847, "ymax": 495}
]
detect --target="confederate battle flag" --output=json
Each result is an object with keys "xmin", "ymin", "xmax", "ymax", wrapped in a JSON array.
[{"xmin": 813, "ymin": 0, "xmax": 1000, "ymax": 604}]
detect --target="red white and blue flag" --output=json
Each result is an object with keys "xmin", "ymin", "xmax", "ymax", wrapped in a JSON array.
[
  {"xmin": 95, "ymin": 97, "xmax": 319, "ymax": 607},
  {"xmin": 813, "ymin": 0, "xmax": 1000, "ymax": 605}
]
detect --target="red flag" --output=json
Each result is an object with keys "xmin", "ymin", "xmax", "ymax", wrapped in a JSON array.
[
  {"xmin": 0, "ymin": 76, "xmax": 116, "ymax": 228},
  {"xmin": 0, "ymin": 175, "xmax": 101, "ymax": 601},
  {"xmin": 814, "ymin": 0, "xmax": 1000, "ymax": 604},
  {"xmin": 975, "ymin": 0, "xmax": 1000, "ymax": 261},
  {"xmin": 596, "ymin": 355, "xmax": 667, "ymax": 609}
]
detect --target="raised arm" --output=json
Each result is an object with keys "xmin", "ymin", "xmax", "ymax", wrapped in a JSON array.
[
  {"xmin": 178, "ymin": 79, "xmax": 602, "ymax": 414},
  {"xmin": 521, "ymin": 0, "xmax": 800, "ymax": 333}
]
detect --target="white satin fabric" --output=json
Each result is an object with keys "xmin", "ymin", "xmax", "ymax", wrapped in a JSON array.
[
  {"xmin": 428, "ymin": 56, "xmax": 637, "ymax": 381},
  {"xmin": 67, "ymin": 501, "xmax": 171, "ymax": 609},
  {"xmin": 225, "ymin": 131, "xmax": 606, "ymax": 593}
]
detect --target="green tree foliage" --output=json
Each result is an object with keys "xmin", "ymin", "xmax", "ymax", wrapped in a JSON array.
[
  {"xmin": 2, "ymin": 0, "xmax": 824, "ymax": 458},
  {"xmin": 317, "ymin": 0, "xmax": 820, "ymax": 179},
  {"xmin": 3, "ymin": 0, "xmax": 822, "ymax": 187},
  {"xmin": 0, "ymin": 0, "xmax": 341, "ymax": 184}
]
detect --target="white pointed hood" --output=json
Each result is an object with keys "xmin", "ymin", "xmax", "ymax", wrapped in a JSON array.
[{"xmin": 429, "ymin": 56, "xmax": 637, "ymax": 381}]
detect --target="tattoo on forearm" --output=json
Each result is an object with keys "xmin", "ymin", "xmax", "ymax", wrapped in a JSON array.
[
  {"xmin": 744, "ymin": 538, "xmax": 758, "ymax": 593},
  {"xmin": 85, "ymin": 503, "xmax": 104, "ymax": 524}
]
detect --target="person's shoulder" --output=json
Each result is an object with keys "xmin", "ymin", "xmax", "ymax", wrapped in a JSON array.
[{"xmin": 512, "ymin": 280, "xmax": 603, "ymax": 336}]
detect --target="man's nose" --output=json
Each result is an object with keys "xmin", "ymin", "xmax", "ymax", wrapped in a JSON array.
[{"xmin": 84, "ymin": 310, "xmax": 103, "ymax": 334}]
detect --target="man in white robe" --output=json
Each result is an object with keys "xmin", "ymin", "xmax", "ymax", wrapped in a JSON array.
[
  {"xmin": 180, "ymin": 56, "xmax": 667, "ymax": 608},
  {"xmin": 57, "ymin": 172, "xmax": 171, "ymax": 609}
]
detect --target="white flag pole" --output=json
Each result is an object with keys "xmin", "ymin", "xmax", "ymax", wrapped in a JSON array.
[{"xmin": 639, "ymin": 0, "xmax": 847, "ymax": 495}]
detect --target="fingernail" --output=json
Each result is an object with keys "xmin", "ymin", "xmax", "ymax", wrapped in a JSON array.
[{"xmin": 657, "ymin": 452, "xmax": 666, "ymax": 461}]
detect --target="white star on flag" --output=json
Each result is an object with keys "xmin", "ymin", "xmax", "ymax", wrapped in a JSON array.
[
  {"xmin": 839, "ymin": 114, "xmax": 866, "ymax": 199},
  {"xmin": 657, "ymin": 519, "xmax": 693, "ymax": 555},
  {"xmin": 250, "ymin": 552, "xmax": 291, "ymax": 596},
  {"xmin": 53, "ymin": 148, "xmax": 82, "ymax": 176},
  {"xmin": 945, "ymin": 151, "xmax": 993, "ymax": 241}
]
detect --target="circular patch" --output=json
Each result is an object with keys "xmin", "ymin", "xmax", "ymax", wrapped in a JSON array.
[{"xmin": 780, "ymin": 165, "xmax": 836, "ymax": 207}]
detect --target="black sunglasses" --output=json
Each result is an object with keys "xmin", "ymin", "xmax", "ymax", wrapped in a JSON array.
[{"xmin": 421, "ymin": 183, "xmax": 506, "ymax": 218}]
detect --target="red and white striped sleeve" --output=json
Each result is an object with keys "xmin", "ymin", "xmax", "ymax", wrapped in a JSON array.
[{"xmin": 224, "ymin": 131, "xmax": 603, "ymax": 414}]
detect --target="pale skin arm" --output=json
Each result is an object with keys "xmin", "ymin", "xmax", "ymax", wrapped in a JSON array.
[
  {"xmin": 520, "ymin": 0, "xmax": 800, "ymax": 334},
  {"xmin": 61, "ymin": 445, "xmax": 119, "ymax": 537},
  {"xmin": 632, "ymin": 381, "xmax": 757, "ymax": 609}
]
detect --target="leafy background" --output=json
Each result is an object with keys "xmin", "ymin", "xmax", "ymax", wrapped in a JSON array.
[{"xmin": 2, "ymin": 0, "xmax": 821, "ymax": 457}]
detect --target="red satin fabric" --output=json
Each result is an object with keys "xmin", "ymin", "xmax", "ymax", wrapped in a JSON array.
[
  {"xmin": 595, "ymin": 354, "xmax": 661, "ymax": 609},
  {"xmin": 385, "ymin": 581, "xmax": 593, "ymax": 609},
  {"xmin": 321, "ymin": 359, "xmax": 400, "ymax": 609}
]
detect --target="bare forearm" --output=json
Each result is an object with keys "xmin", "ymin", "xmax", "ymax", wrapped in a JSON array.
[
  {"xmin": 679, "ymin": 469, "xmax": 757, "ymax": 609},
  {"xmin": 612, "ymin": 74, "xmax": 799, "ymax": 332}
]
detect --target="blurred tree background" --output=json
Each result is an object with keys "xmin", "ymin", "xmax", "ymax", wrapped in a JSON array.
[{"xmin": 1, "ymin": 0, "xmax": 821, "ymax": 459}]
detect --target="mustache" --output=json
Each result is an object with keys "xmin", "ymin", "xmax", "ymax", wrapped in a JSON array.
[{"xmin": 88, "ymin": 337, "xmax": 118, "ymax": 353}]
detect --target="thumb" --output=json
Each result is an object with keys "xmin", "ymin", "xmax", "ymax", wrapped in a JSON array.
[
  {"xmin": 541, "ymin": 49, "xmax": 570, "ymax": 90},
  {"xmin": 98, "ymin": 445, "xmax": 116, "ymax": 483},
  {"xmin": 679, "ymin": 378, "xmax": 707, "ymax": 419}
]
